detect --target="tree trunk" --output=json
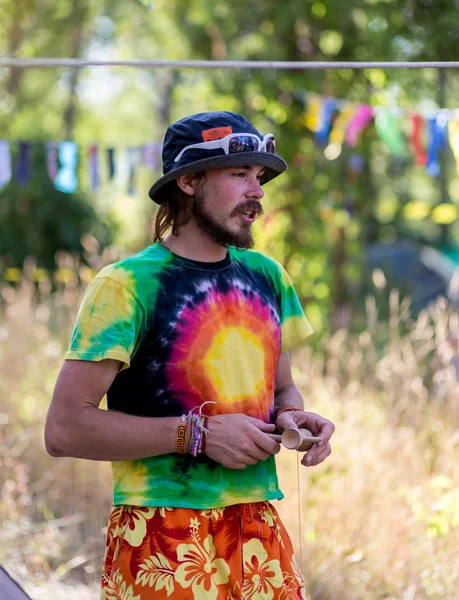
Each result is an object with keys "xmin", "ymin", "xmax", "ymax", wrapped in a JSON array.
[
  {"xmin": 6, "ymin": 2, "xmax": 24, "ymax": 95},
  {"xmin": 63, "ymin": 0, "xmax": 87, "ymax": 139}
]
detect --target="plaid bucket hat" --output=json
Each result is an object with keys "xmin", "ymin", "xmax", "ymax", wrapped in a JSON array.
[{"xmin": 148, "ymin": 111, "xmax": 288, "ymax": 204}]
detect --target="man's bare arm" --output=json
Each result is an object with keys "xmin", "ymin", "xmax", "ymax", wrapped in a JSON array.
[
  {"xmin": 45, "ymin": 358, "xmax": 280, "ymax": 467},
  {"xmin": 273, "ymin": 351, "xmax": 334, "ymax": 467},
  {"xmin": 44, "ymin": 359, "xmax": 180, "ymax": 461},
  {"xmin": 274, "ymin": 351, "xmax": 304, "ymax": 413}
]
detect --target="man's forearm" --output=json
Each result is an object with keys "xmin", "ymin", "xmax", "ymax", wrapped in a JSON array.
[
  {"xmin": 45, "ymin": 404, "xmax": 181, "ymax": 461},
  {"xmin": 274, "ymin": 383, "xmax": 304, "ymax": 416}
]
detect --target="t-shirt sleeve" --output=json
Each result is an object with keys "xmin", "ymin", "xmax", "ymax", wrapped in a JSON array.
[
  {"xmin": 65, "ymin": 275, "xmax": 145, "ymax": 370},
  {"xmin": 276, "ymin": 263, "xmax": 313, "ymax": 353}
]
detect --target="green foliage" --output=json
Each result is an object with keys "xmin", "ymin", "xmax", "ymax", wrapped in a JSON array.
[
  {"xmin": 0, "ymin": 144, "xmax": 115, "ymax": 269},
  {"xmin": 3, "ymin": 0, "xmax": 459, "ymax": 327}
]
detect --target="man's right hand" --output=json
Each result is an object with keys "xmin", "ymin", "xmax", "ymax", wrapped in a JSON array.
[{"xmin": 204, "ymin": 413, "xmax": 280, "ymax": 469}]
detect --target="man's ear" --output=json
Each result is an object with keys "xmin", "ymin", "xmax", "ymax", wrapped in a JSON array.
[{"xmin": 177, "ymin": 173, "xmax": 200, "ymax": 196}]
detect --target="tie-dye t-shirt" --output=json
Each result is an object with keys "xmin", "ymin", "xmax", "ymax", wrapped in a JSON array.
[{"xmin": 66, "ymin": 243, "xmax": 312, "ymax": 508}]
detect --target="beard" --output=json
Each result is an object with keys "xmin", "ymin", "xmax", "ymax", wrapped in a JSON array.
[{"xmin": 192, "ymin": 195, "xmax": 262, "ymax": 250}]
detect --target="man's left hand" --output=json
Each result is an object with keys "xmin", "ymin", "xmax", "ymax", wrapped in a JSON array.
[{"xmin": 276, "ymin": 410, "xmax": 334, "ymax": 467}]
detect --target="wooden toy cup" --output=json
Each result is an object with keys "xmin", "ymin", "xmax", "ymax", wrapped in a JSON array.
[{"xmin": 268, "ymin": 428, "xmax": 321, "ymax": 451}]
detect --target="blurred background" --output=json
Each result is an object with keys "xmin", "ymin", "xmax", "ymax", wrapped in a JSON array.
[{"xmin": 1, "ymin": 1, "xmax": 458, "ymax": 598}]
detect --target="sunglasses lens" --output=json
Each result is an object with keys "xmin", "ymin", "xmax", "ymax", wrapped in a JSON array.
[
  {"xmin": 265, "ymin": 136, "xmax": 276, "ymax": 153},
  {"xmin": 228, "ymin": 136, "xmax": 259, "ymax": 153}
]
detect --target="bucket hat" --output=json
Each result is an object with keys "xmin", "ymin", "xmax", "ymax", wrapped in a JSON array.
[{"xmin": 148, "ymin": 111, "xmax": 288, "ymax": 204}]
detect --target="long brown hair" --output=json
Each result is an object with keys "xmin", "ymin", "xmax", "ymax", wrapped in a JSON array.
[{"xmin": 153, "ymin": 172, "xmax": 206, "ymax": 243}]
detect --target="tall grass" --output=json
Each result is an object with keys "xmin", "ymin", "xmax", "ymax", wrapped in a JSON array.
[{"xmin": 1, "ymin": 256, "xmax": 458, "ymax": 599}]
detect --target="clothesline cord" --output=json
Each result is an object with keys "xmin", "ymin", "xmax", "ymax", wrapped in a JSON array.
[{"xmin": 2, "ymin": 58, "xmax": 459, "ymax": 70}]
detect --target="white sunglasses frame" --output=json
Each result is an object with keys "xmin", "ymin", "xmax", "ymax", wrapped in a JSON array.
[{"xmin": 174, "ymin": 132, "xmax": 275, "ymax": 163}]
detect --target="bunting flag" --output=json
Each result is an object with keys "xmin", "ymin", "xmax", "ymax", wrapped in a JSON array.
[
  {"xmin": 410, "ymin": 113, "xmax": 427, "ymax": 166},
  {"xmin": 107, "ymin": 148, "xmax": 116, "ymax": 180},
  {"xmin": 88, "ymin": 144, "xmax": 99, "ymax": 190},
  {"xmin": 0, "ymin": 140, "xmax": 163, "ymax": 195},
  {"xmin": 15, "ymin": 142, "xmax": 31, "ymax": 186},
  {"xmin": 374, "ymin": 110, "xmax": 406, "ymax": 157},
  {"xmin": 426, "ymin": 115, "xmax": 448, "ymax": 177},
  {"xmin": 127, "ymin": 147, "xmax": 139, "ymax": 195},
  {"xmin": 114, "ymin": 148, "xmax": 129, "ymax": 190},
  {"xmin": 0, "ymin": 141, "xmax": 12, "ymax": 191},
  {"xmin": 302, "ymin": 90, "xmax": 459, "ymax": 177},
  {"xmin": 304, "ymin": 96, "xmax": 322, "ymax": 132},
  {"xmin": 54, "ymin": 141, "xmax": 78, "ymax": 194},
  {"xmin": 5, "ymin": 88, "xmax": 459, "ymax": 196},
  {"xmin": 46, "ymin": 142, "xmax": 59, "ymax": 182},
  {"xmin": 315, "ymin": 97, "xmax": 337, "ymax": 146},
  {"xmin": 345, "ymin": 104, "xmax": 374, "ymax": 148},
  {"xmin": 142, "ymin": 143, "xmax": 160, "ymax": 170},
  {"xmin": 328, "ymin": 104, "xmax": 355, "ymax": 152}
]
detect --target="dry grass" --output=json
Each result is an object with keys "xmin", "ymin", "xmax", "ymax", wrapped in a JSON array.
[{"xmin": 1, "ymin": 257, "xmax": 458, "ymax": 600}]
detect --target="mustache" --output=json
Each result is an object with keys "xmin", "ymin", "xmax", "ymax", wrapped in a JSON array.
[{"xmin": 231, "ymin": 200, "xmax": 264, "ymax": 217}]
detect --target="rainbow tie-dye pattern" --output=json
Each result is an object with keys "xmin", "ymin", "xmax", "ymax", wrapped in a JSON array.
[{"xmin": 66, "ymin": 243, "xmax": 312, "ymax": 508}]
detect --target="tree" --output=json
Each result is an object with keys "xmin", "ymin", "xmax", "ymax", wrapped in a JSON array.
[
  {"xmin": 0, "ymin": 143, "xmax": 114, "ymax": 269},
  {"xmin": 3, "ymin": 0, "xmax": 459, "ymax": 327}
]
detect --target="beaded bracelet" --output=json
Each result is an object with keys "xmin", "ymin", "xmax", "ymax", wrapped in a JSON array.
[{"xmin": 176, "ymin": 402, "xmax": 219, "ymax": 456}]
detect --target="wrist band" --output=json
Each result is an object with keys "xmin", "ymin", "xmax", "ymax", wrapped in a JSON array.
[
  {"xmin": 176, "ymin": 402, "xmax": 219, "ymax": 456},
  {"xmin": 275, "ymin": 406, "xmax": 303, "ymax": 421},
  {"xmin": 176, "ymin": 422, "xmax": 187, "ymax": 454}
]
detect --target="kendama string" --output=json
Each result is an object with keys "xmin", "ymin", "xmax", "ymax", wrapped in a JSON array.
[{"xmin": 297, "ymin": 449, "xmax": 304, "ymax": 576}]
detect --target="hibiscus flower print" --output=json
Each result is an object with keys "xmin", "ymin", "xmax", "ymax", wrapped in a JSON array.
[
  {"xmin": 259, "ymin": 505, "xmax": 275, "ymax": 527},
  {"xmin": 121, "ymin": 506, "xmax": 156, "ymax": 547},
  {"xmin": 175, "ymin": 519, "xmax": 230, "ymax": 600},
  {"xmin": 242, "ymin": 538, "xmax": 283, "ymax": 600}
]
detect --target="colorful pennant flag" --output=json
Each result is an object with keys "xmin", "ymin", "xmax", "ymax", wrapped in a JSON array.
[
  {"xmin": 46, "ymin": 142, "xmax": 59, "ymax": 182},
  {"xmin": 107, "ymin": 148, "xmax": 116, "ymax": 180},
  {"xmin": 0, "ymin": 141, "xmax": 12, "ymax": 190},
  {"xmin": 15, "ymin": 142, "xmax": 31, "ymax": 186},
  {"xmin": 88, "ymin": 144, "xmax": 99, "ymax": 190},
  {"xmin": 316, "ymin": 97, "xmax": 337, "ymax": 146},
  {"xmin": 410, "ymin": 113, "xmax": 427, "ymax": 166},
  {"xmin": 374, "ymin": 110, "xmax": 406, "ymax": 157},
  {"xmin": 127, "ymin": 147, "xmax": 139, "ymax": 196},
  {"xmin": 304, "ymin": 97, "xmax": 322, "ymax": 132},
  {"xmin": 426, "ymin": 115, "xmax": 448, "ymax": 177},
  {"xmin": 143, "ymin": 143, "xmax": 160, "ymax": 170},
  {"xmin": 328, "ymin": 104, "xmax": 355, "ymax": 150},
  {"xmin": 55, "ymin": 141, "xmax": 78, "ymax": 194},
  {"xmin": 345, "ymin": 104, "xmax": 374, "ymax": 148}
]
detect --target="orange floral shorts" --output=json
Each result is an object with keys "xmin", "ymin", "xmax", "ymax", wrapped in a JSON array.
[{"xmin": 101, "ymin": 501, "xmax": 309, "ymax": 600}]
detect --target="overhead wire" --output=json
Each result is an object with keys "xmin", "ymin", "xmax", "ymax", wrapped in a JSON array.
[{"xmin": 2, "ymin": 58, "xmax": 459, "ymax": 70}]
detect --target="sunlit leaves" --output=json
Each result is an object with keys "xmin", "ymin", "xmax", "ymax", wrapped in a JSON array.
[
  {"xmin": 311, "ymin": 2, "xmax": 327, "ymax": 19},
  {"xmin": 319, "ymin": 31, "xmax": 344, "ymax": 56},
  {"xmin": 431, "ymin": 203, "xmax": 458, "ymax": 224},
  {"xmin": 403, "ymin": 201, "xmax": 431, "ymax": 221}
]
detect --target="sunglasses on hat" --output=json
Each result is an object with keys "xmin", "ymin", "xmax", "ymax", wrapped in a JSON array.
[{"xmin": 174, "ymin": 132, "xmax": 276, "ymax": 163}]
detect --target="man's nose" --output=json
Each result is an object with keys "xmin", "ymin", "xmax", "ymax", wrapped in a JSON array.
[{"xmin": 248, "ymin": 177, "xmax": 264, "ymax": 200}]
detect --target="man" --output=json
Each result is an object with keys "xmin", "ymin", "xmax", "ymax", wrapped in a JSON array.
[{"xmin": 45, "ymin": 111, "xmax": 334, "ymax": 600}]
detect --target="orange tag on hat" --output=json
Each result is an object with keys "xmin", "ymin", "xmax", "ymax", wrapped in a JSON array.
[{"xmin": 202, "ymin": 126, "xmax": 232, "ymax": 141}]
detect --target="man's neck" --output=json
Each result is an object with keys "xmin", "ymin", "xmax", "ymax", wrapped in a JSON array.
[{"xmin": 162, "ymin": 226, "xmax": 227, "ymax": 262}]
